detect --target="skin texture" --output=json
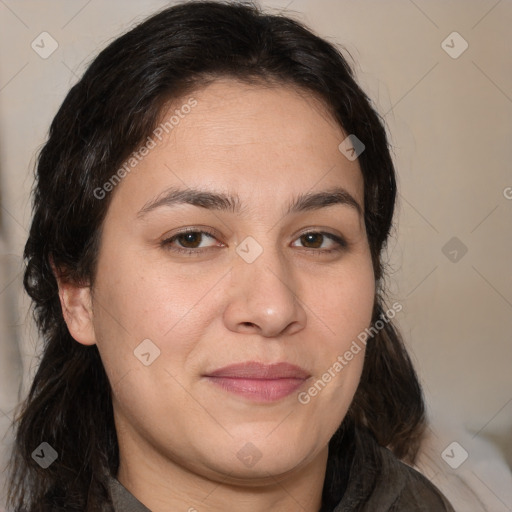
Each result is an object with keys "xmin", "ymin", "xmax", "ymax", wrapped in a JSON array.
[{"xmin": 58, "ymin": 79, "xmax": 375, "ymax": 512}]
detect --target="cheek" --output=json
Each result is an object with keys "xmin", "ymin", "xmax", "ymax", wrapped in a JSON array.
[
  {"xmin": 90, "ymin": 262, "xmax": 199, "ymax": 429},
  {"xmin": 92, "ymin": 243, "xmax": 207, "ymax": 338},
  {"xmin": 90, "ymin": 245, "xmax": 223, "ymax": 403},
  {"xmin": 301, "ymin": 255, "xmax": 375, "ymax": 408},
  {"xmin": 319, "ymin": 257, "xmax": 376, "ymax": 344}
]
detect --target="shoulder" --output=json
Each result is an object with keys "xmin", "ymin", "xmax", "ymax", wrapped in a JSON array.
[
  {"xmin": 333, "ymin": 427, "xmax": 455, "ymax": 512},
  {"xmin": 380, "ymin": 448, "xmax": 455, "ymax": 511}
]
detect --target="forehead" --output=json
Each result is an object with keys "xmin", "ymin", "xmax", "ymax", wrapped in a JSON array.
[
  {"xmin": 107, "ymin": 79, "xmax": 364, "ymax": 217},
  {"xmin": 166, "ymin": 79, "xmax": 346, "ymax": 159}
]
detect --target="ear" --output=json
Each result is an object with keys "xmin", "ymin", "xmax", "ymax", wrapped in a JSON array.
[{"xmin": 55, "ymin": 273, "xmax": 97, "ymax": 347}]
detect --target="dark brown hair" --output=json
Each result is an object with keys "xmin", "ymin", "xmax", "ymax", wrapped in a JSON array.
[{"xmin": 7, "ymin": 1, "xmax": 425, "ymax": 510}]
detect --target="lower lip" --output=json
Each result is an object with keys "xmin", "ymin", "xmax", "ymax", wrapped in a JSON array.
[{"xmin": 205, "ymin": 377, "xmax": 306, "ymax": 402}]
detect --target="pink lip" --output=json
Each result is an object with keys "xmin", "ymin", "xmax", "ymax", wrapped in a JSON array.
[{"xmin": 204, "ymin": 362, "xmax": 311, "ymax": 402}]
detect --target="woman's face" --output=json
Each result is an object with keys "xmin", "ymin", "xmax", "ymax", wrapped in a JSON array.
[{"xmin": 71, "ymin": 79, "xmax": 375, "ymax": 484}]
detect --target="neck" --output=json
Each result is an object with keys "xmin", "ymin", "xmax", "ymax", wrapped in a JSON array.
[{"xmin": 116, "ymin": 434, "xmax": 329, "ymax": 512}]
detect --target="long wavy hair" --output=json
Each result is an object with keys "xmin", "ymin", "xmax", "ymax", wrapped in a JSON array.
[{"xmin": 6, "ymin": 1, "xmax": 426, "ymax": 510}]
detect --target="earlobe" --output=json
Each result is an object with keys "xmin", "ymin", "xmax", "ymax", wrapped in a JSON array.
[{"xmin": 57, "ymin": 280, "xmax": 97, "ymax": 346}]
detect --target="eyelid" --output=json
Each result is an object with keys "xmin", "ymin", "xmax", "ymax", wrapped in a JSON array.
[{"xmin": 162, "ymin": 225, "xmax": 220, "ymax": 240}]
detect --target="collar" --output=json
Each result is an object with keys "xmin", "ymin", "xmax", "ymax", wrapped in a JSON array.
[{"xmin": 108, "ymin": 475, "xmax": 151, "ymax": 512}]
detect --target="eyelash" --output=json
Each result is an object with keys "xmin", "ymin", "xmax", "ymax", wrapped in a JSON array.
[
  {"xmin": 160, "ymin": 228, "xmax": 347, "ymax": 256},
  {"xmin": 161, "ymin": 228, "xmax": 218, "ymax": 256}
]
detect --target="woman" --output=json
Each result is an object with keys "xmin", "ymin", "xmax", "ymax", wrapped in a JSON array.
[{"xmin": 7, "ymin": 1, "xmax": 454, "ymax": 510}]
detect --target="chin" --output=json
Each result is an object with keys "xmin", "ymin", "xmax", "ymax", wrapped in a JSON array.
[
  {"xmin": 226, "ymin": 437, "xmax": 320, "ymax": 480},
  {"xmin": 211, "ymin": 456, "xmax": 312, "ymax": 485}
]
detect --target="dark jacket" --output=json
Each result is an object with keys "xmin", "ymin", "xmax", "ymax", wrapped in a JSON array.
[{"xmin": 107, "ymin": 426, "xmax": 454, "ymax": 511}]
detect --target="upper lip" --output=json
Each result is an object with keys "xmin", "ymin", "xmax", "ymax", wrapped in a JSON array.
[{"xmin": 205, "ymin": 361, "xmax": 311, "ymax": 380}]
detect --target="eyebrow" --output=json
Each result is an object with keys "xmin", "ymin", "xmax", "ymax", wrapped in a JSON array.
[{"xmin": 137, "ymin": 185, "xmax": 362, "ymax": 219}]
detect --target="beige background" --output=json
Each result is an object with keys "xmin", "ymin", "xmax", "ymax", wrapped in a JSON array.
[{"xmin": 0, "ymin": 1, "xmax": 511, "ymax": 510}]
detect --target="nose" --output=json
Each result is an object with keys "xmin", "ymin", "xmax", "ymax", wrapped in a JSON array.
[{"xmin": 223, "ymin": 243, "xmax": 307, "ymax": 338}]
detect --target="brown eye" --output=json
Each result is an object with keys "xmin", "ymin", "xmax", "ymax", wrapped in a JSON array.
[
  {"xmin": 161, "ymin": 229, "xmax": 222, "ymax": 255},
  {"xmin": 300, "ymin": 233, "xmax": 323, "ymax": 248},
  {"xmin": 175, "ymin": 232, "xmax": 205, "ymax": 249},
  {"xmin": 292, "ymin": 231, "xmax": 346, "ymax": 252}
]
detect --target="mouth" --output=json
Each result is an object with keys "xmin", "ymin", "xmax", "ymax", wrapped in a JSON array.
[{"xmin": 203, "ymin": 361, "xmax": 311, "ymax": 402}]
